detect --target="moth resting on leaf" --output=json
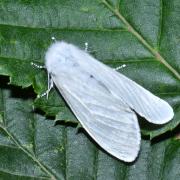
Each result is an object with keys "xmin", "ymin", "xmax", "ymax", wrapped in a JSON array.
[{"xmin": 36, "ymin": 40, "xmax": 174, "ymax": 162}]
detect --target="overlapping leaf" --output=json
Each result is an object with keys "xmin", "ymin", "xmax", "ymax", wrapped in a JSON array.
[{"xmin": 0, "ymin": 84, "xmax": 179, "ymax": 179}]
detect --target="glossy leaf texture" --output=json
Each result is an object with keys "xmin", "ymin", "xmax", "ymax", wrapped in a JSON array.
[
  {"xmin": 0, "ymin": 0, "xmax": 180, "ymax": 178},
  {"xmin": 0, "ymin": 0, "xmax": 177, "ymax": 137},
  {"xmin": 0, "ymin": 83, "xmax": 179, "ymax": 179}
]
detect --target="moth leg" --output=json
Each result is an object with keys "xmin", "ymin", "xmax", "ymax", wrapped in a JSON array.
[
  {"xmin": 31, "ymin": 61, "xmax": 54, "ymax": 99},
  {"xmin": 84, "ymin": 42, "xmax": 88, "ymax": 52},
  {"xmin": 114, "ymin": 64, "xmax": 126, "ymax": 71},
  {"xmin": 84, "ymin": 42, "xmax": 97, "ymax": 55},
  {"xmin": 37, "ymin": 83, "xmax": 53, "ymax": 99},
  {"xmin": 47, "ymin": 73, "xmax": 54, "ymax": 99},
  {"xmin": 51, "ymin": 36, "xmax": 57, "ymax": 42},
  {"xmin": 31, "ymin": 62, "xmax": 45, "ymax": 69},
  {"xmin": 37, "ymin": 73, "xmax": 54, "ymax": 99}
]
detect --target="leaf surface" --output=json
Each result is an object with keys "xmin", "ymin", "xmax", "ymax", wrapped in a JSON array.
[
  {"xmin": 0, "ymin": 1, "xmax": 180, "ymax": 178},
  {"xmin": 0, "ymin": 85, "xmax": 179, "ymax": 179}
]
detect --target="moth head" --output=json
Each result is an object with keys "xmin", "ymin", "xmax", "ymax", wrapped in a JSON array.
[{"xmin": 45, "ymin": 41, "xmax": 71, "ymax": 74}]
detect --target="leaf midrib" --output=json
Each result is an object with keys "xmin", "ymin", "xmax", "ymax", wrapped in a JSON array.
[
  {"xmin": 101, "ymin": 0, "xmax": 180, "ymax": 80},
  {"xmin": 0, "ymin": 23, "xmax": 127, "ymax": 32}
]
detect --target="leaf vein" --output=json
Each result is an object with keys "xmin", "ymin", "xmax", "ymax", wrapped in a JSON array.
[
  {"xmin": 101, "ymin": 0, "xmax": 180, "ymax": 80},
  {"xmin": 0, "ymin": 169, "xmax": 49, "ymax": 179},
  {"xmin": 1, "ymin": 127, "xmax": 57, "ymax": 180},
  {"xmin": 0, "ymin": 24, "xmax": 127, "ymax": 33},
  {"xmin": 157, "ymin": 0, "xmax": 163, "ymax": 48}
]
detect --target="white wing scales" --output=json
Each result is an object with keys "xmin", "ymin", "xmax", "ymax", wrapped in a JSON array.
[
  {"xmin": 45, "ymin": 41, "xmax": 174, "ymax": 162},
  {"xmin": 105, "ymin": 69, "xmax": 174, "ymax": 124},
  {"xmin": 54, "ymin": 79, "xmax": 140, "ymax": 162},
  {"xmin": 63, "ymin": 44, "xmax": 174, "ymax": 124}
]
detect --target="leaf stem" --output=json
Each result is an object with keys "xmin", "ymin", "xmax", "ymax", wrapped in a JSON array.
[{"xmin": 101, "ymin": 0, "xmax": 180, "ymax": 80}]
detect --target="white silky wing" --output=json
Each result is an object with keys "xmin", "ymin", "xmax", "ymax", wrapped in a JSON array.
[{"xmin": 45, "ymin": 41, "xmax": 174, "ymax": 162}]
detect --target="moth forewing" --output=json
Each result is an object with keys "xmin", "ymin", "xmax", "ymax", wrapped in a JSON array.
[{"xmin": 45, "ymin": 41, "xmax": 174, "ymax": 162}]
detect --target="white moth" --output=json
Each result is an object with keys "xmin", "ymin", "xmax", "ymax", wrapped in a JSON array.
[{"xmin": 44, "ymin": 40, "xmax": 174, "ymax": 162}]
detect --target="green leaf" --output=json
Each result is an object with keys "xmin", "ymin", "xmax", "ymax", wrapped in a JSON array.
[
  {"xmin": 0, "ymin": 1, "xmax": 179, "ymax": 137},
  {"xmin": 0, "ymin": 85, "xmax": 179, "ymax": 179},
  {"xmin": 0, "ymin": 0, "xmax": 177, "ymax": 137}
]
